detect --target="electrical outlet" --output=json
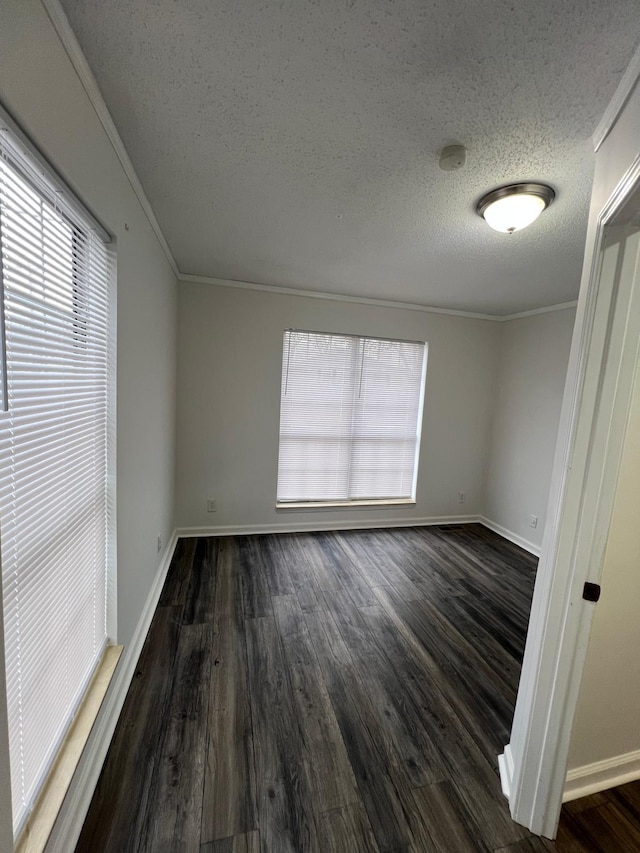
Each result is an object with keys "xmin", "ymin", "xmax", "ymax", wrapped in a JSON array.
[
  {"xmin": 207, "ymin": 499, "xmax": 217, "ymax": 513},
  {"xmin": 457, "ymin": 491, "xmax": 466, "ymax": 504},
  {"xmin": 157, "ymin": 534, "xmax": 162, "ymax": 553},
  {"xmin": 528, "ymin": 515, "xmax": 538, "ymax": 529}
]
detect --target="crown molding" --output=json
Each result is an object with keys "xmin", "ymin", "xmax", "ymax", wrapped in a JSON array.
[
  {"xmin": 41, "ymin": 0, "xmax": 180, "ymax": 278},
  {"xmin": 593, "ymin": 40, "xmax": 640, "ymax": 153},
  {"xmin": 497, "ymin": 301, "xmax": 578, "ymax": 322},
  {"xmin": 179, "ymin": 273, "xmax": 577, "ymax": 322},
  {"xmin": 178, "ymin": 273, "xmax": 502, "ymax": 320}
]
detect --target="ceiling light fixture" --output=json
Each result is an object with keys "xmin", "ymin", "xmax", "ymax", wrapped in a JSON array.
[{"xmin": 477, "ymin": 182, "xmax": 555, "ymax": 234}]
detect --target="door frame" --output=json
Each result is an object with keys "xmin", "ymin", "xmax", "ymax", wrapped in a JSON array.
[{"xmin": 499, "ymin": 116, "xmax": 640, "ymax": 835}]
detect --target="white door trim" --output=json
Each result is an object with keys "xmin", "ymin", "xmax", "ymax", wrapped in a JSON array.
[{"xmin": 501, "ymin": 153, "xmax": 640, "ymax": 838}]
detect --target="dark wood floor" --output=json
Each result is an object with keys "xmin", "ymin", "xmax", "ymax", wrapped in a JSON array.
[{"xmin": 75, "ymin": 524, "xmax": 640, "ymax": 852}]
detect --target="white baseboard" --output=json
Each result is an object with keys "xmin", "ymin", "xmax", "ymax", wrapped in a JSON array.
[
  {"xmin": 176, "ymin": 514, "xmax": 481, "ymax": 538},
  {"xmin": 499, "ymin": 743, "xmax": 515, "ymax": 800},
  {"xmin": 563, "ymin": 749, "xmax": 640, "ymax": 802},
  {"xmin": 45, "ymin": 529, "xmax": 179, "ymax": 853},
  {"xmin": 479, "ymin": 516, "xmax": 541, "ymax": 557}
]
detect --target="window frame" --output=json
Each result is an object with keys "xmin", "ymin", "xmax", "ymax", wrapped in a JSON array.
[
  {"xmin": 0, "ymin": 106, "xmax": 116, "ymax": 840},
  {"xmin": 275, "ymin": 328, "xmax": 428, "ymax": 509}
]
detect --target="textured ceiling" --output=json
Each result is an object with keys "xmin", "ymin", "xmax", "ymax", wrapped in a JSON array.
[{"xmin": 60, "ymin": 0, "xmax": 640, "ymax": 314}]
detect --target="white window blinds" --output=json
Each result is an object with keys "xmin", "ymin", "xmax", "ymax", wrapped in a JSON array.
[
  {"xmin": 277, "ymin": 330, "xmax": 427, "ymax": 503},
  {"xmin": 0, "ymin": 123, "xmax": 113, "ymax": 834}
]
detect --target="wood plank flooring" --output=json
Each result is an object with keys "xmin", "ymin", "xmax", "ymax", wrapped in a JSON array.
[{"xmin": 75, "ymin": 524, "xmax": 640, "ymax": 852}]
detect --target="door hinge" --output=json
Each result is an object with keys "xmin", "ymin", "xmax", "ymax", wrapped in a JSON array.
[{"xmin": 582, "ymin": 582, "xmax": 601, "ymax": 603}]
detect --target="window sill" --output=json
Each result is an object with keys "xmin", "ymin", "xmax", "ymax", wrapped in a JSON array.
[
  {"xmin": 276, "ymin": 498, "xmax": 416, "ymax": 511},
  {"xmin": 16, "ymin": 645, "xmax": 123, "ymax": 853}
]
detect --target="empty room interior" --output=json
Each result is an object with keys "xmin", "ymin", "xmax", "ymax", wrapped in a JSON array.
[{"xmin": 2, "ymin": 1, "xmax": 640, "ymax": 852}]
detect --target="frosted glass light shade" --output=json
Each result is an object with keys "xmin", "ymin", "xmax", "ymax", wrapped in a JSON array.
[{"xmin": 477, "ymin": 183, "xmax": 555, "ymax": 233}]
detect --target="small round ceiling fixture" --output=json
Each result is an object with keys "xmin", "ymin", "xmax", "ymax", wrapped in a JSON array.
[
  {"xmin": 477, "ymin": 182, "xmax": 555, "ymax": 233},
  {"xmin": 439, "ymin": 145, "xmax": 467, "ymax": 172}
]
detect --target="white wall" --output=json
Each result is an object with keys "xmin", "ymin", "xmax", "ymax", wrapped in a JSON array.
[
  {"xmin": 175, "ymin": 282, "xmax": 500, "ymax": 531},
  {"xmin": 0, "ymin": 3, "xmax": 178, "ymax": 646},
  {"xmin": 483, "ymin": 308, "xmax": 576, "ymax": 552},
  {"xmin": 567, "ymin": 354, "xmax": 640, "ymax": 771}
]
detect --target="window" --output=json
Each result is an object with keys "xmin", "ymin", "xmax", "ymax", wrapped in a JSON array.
[
  {"xmin": 0, "ymin": 119, "xmax": 113, "ymax": 836},
  {"xmin": 277, "ymin": 330, "xmax": 427, "ymax": 504}
]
